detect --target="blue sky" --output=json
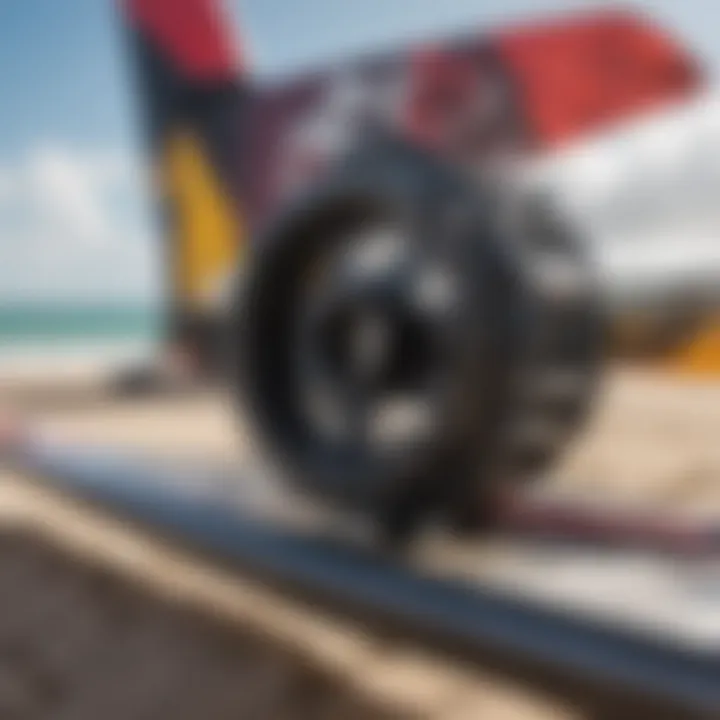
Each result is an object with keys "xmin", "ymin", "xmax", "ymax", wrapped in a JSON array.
[{"xmin": 0, "ymin": 0, "xmax": 717, "ymax": 301}]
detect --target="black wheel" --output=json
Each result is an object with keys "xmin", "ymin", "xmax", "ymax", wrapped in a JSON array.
[{"xmin": 233, "ymin": 138, "xmax": 602, "ymax": 541}]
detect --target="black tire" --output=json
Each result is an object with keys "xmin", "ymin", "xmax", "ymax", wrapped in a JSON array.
[{"xmin": 232, "ymin": 137, "xmax": 602, "ymax": 541}]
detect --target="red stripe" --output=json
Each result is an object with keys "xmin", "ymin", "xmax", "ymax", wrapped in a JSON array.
[
  {"xmin": 497, "ymin": 491, "xmax": 719, "ymax": 556},
  {"xmin": 496, "ymin": 10, "xmax": 704, "ymax": 148},
  {"xmin": 126, "ymin": 0, "xmax": 246, "ymax": 81}
]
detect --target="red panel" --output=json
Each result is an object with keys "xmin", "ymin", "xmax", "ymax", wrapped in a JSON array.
[
  {"xmin": 126, "ymin": 0, "xmax": 245, "ymax": 81},
  {"xmin": 496, "ymin": 10, "xmax": 704, "ymax": 148}
]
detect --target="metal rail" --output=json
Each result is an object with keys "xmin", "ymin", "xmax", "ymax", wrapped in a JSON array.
[{"xmin": 9, "ymin": 441, "xmax": 720, "ymax": 718}]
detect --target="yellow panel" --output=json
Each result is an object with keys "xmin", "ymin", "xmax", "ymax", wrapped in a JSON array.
[
  {"xmin": 163, "ymin": 131, "xmax": 245, "ymax": 310},
  {"xmin": 609, "ymin": 312, "xmax": 720, "ymax": 377},
  {"xmin": 666, "ymin": 320, "xmax": 720, "ymax": 376}
]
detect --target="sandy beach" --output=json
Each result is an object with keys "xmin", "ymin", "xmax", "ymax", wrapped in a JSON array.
[
  {"xmin": 7, "ymin": 366, "xmax": 720, "ymax": 511},
  {"xmin": 0, "ymin": 366, "xmax": 718, "ymax": 719}
]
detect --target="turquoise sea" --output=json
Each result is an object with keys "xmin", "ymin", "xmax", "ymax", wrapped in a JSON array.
[{"xmin": 0, "ymin": 302, "xmax": 164, "ymax": 358}]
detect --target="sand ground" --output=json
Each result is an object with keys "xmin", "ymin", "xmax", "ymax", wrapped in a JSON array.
[
  {"xmin": 0, "ymin": 367, "xmax": 718, "ymax": 719},
  {"xmin": 8, "ymin": 367, "xmax": 720, "ymax": 510}
]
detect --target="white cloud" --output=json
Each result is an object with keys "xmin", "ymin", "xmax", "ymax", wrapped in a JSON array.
[
  {"xmin": 534, "ymin": 90, "xmax": 720, "ymax": 234},
  {"xmin": 0, "ymin": 169, "xmax": 12, "ymax": 205},
  {"xmin": 25, "ymin": 145, "xmax": 109, "ymax": 245},
  {"xmin": 15, "ymin": 144, "xmax": 149, "ymax": 248},
  {"xmin": 0, "ymin": 142, "xmax": 161, "ymax": 302}
]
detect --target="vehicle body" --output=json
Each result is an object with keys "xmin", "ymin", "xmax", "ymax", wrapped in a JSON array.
[
  {"xmin": 121, "ymin": 1, "xmax": 719, "ymax": 535},
  {"xmin": 122, "ymin": 0, "xmax": 713, "ymax": 373}
]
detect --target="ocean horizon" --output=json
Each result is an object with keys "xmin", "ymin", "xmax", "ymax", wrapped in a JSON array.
[
  {"xmin": 0, "ymin": 300, "xmax": 162, "ymax": 340},
  {"xmin": 0, "ymin": 301, "xmax": 164, "ymax": 368}
]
